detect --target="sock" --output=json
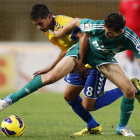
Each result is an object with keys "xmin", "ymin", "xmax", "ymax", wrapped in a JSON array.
[
  {"xmin": 10, "ymin": 75, "xmax": 44, "ymax": 103},
  {"xmin": 67, "ymin": 96, "xmax": 98, "ymax": 129},
  {"xmin": 95, "ymin": 88, "xmax": 123, "ymax": 110},
  {"xmin": 119, "ymin": 96, "xmax": 135, "ymax": 127}
]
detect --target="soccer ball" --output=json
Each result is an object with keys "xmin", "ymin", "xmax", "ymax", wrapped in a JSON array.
[{"xmin": 1, "ymin": 115, "xmax": 25, "ymax": 137}]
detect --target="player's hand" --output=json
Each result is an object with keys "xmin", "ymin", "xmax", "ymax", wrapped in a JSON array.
[
  {"xmin": 73, "ymin": 60, "xmax": 90, "ymax": 80},
  {"xmin": 33, "ymin": 68, "xmax": 51, "ymax": 77},
  {"xmin": 54, "ymin": 30, "xmax": 61, "ymax": 37}
]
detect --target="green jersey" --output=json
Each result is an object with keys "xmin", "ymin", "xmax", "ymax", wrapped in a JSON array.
[
  {"xmin": 66, "ymin": 18, "xmax": 140, "ymax": 69},
  {"xmin": 80, "ymin": 18, "xmax": 140, "ymax": 68}
]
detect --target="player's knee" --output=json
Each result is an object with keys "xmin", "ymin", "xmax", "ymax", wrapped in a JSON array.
[
  {"xmin": 125, "ymin": 85, "xmax": 135, "ymax": 99},
  {"xmin": 64, "ymin": 92, "xmax": 76, "ymax": 101},
  {"xmin": 64, "ymin": 93, "xmax": 70, "ymax": 101},
  {"xmin": 42, "ymin": 74, "xmax": 56, "ymax": 85}
]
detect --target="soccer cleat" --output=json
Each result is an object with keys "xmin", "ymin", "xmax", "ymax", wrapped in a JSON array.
[
  {"xmin": 116, "ymin": 125, "xmax": 135, "ymax": 137},
  {"xmin": 74, "ymin": 125, "xmax": 102, "ymax": 135},
  {"xmin": 0, "ymin": 94, "xmax": 13, "ymax": 111},
  {"xmin": 131, "ymin": 78, "xmax": 140, "ymax": 103}
]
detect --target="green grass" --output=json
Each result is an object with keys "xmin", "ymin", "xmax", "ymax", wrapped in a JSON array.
[{"xmin": 0, "ymin": 91, "xmax": 139, "ymax": 140}]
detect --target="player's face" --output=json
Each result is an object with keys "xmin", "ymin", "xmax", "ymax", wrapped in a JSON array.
[
  {"xmin": 32, "ymin": 14, "xmax": 53, "ymax": 32},
  {"xmin": 104, "ymin": 26, "xmax": 123, "ymax": 39}
]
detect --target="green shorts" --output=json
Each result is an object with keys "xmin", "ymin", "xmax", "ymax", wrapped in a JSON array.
[{"xmin": 66, "ymin": 42, "xmax": 118, "ymax": 70}]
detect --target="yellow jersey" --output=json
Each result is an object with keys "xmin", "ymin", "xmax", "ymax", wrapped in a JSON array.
[
  {"xmin": 46, "ymin": 15, "xmax": 79, "ymax": 52},
  {"xmin": 46, "ymin": 15, "xmax": 92, "ymax": 68}
]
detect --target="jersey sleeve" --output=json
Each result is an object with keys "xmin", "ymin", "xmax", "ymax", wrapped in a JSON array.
[
  {"xmin": 69, "ymin": 26, "xmax": 80, "ymax": 41},
  {"xmin": 80, "ymin": 18, "xmax": 104, "ymax": 35},
  {"xmin": 128, "ymin": 37, "xmax": 140, "ymax": 58},
  {"xmin": 80, "ymin": 18, "xmax": 96, "ymax": 34},
  {"xmin": 131, "ymin": 42, "xmax": 140, "ymax": 58},
  {"xmin": 54, "ymin": 15, "xmax": 80, "ymax": 41}
]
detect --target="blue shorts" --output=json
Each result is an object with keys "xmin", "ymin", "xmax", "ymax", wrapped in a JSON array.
[{"xmin": 64, "ymin": 68, "xmax": 106, "ymax": 99}]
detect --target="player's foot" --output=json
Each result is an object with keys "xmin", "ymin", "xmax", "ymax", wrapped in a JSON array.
[
  {"xmin": 0, "ymin": 94, "xmax": 13, "ymax": 111},
  {"xmin": 116, "ymin": 125, "xmax": 135, "ymax": 137},
  {"xmin": 74, "ymin": 124, "xmax": 102, "ymax": 135},
  {"xmin": 131, "ymin": 78, "xmax": 140, "ymax": 103}
]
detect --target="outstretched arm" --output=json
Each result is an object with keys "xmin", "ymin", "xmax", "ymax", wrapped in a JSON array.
[
  {"xmin": 33, "ymin": 50, "xmax": 66, "ymax": 77},
  {"xmin": 54, "ymin": 18, "xmax": 81, "ymax": 37}
]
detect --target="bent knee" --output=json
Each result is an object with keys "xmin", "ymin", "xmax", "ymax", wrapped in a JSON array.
[
  {"xmin": 124, "ymin": 85, "xmax": 135, "ymax": 99},
  {"xmin": 41, "ymin": 74, "xmax": 56, "ymax": 85},
  {"xmin": 64, "ymin": 94, "xmax": 71, "ymax": 101},
  {"xmin": 64, "ymin": 92, "xmax": 78, "ymax": 102}
]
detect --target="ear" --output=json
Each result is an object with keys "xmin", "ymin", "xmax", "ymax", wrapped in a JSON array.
[
  {"xmin": 47, "ymin": 14, "xmax": 52, "ymax": 20},
  {"xmin": 119, "ymin": 29, "xmax": 124, "ymax": 34}
]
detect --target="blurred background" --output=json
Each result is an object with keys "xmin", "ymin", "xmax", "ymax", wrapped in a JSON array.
[{"xmin": 0, "ymin": 0, "xmax": 140, "ymax": 93}]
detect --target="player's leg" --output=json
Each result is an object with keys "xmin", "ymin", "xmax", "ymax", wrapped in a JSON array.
[
  {"xmin": 64, "ymin": 70, "xmax": 101, "ymax": 135},
  {"xmin": 64, "ymin": 85, "xmax": 99, "ymax": 129},
  {"xmin": 90, "ymin": 77, "xmax": 140, "ymax": 111},
  {"xmin": 0, "ymin": 56, "xmax": 76, "ymax": 110},
  {"xmin": 74, "ymin": 69, "xmax": 105, "ymax": 135},
  {"xmin": 82, "ymin": 69, "xmax": 124, "ymax": 111},
  {"xmin": 94, "ymin": 79, "xmax": 140, "ymax": 111},
  {"xmin": 98, "ymin": 63, "xmax": 135, "ymax": 136}
]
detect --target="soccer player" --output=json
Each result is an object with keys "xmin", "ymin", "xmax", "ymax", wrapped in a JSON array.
[
  {"xmin": 53, "ymin": 13, "xmax": 140, "ymax": 136},
  {"xmin": 0, "ymin": 4, "xmax": 140, "ymax": 136}
]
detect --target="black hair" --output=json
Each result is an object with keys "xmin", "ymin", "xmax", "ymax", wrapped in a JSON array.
[
  {"xmin": 104, "ymin": 12, "xmax": 126, "ymax": 32},
  {"xmin": 30, "ymin": 3, "xmax": 52, "ymax": 20}
]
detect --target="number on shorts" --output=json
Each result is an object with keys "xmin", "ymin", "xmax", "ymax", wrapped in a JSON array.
[{"xmin": 86, "ymin": 86, "xmax": 93, "ymax": 96}]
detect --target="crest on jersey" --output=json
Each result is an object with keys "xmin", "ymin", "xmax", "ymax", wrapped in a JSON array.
[{"xmin": 84, "ymin": 24, "xmax": 92, "ymax": 31}]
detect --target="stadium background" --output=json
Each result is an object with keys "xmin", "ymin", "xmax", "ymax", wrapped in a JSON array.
[{"xmin": 0, "ymin": 0, "xmax": 140, "ymax": 93}]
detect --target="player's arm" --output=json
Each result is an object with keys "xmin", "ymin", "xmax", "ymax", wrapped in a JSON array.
[
  {"xmin": 33, "ymin": 50, "xmax": 66, "ymax": 77},
  {"xmin": 47, "ymin": 49, "xmax": 66, "ymax": 69},
  {"xmin": 73, "ymin": 30, "xmax": 90, "ymax": 77},
  {"xmin": 76, "ymin": 31, "xmax": 89, "ymax": 67},
  {"xmin": 54, "ymin": 18, "xmax": 81, "ymax": 37}
]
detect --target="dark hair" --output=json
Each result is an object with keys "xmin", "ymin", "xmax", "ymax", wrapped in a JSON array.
[
  {"xmin": 104, "ymin": 12, "xmax": 126, "ymax": 32},
  {"xmin": 30, "ymin": 3, "xmax": 52, "ymax": 20}
]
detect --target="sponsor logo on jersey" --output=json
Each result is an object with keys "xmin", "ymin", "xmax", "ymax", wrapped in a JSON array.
[
  {"xmin": 136, "ymin": 44, "xmax": 140, "ymax": 49},
  {"xmin": 92, "ymin": 41, "xmax": 99, "ymax": 47},
  {"xmin": 136, "ymin": 43, "xmax": 140, "ymax": 54}
]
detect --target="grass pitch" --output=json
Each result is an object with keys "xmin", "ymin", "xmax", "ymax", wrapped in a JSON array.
[{"xmin": 0, "ymin": 91, "xmax": 139, "ymax": 140}]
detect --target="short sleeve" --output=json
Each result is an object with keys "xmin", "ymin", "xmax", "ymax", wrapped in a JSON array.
[
  {"xmin": 132, "ymin": 41, "xmax": 140, "ymax": 58},
  {"xmin": 127, "ymin": 34, "xmax": 140, "ymax": 58},
  {"xmin": 80, "ymin": 18, "xmax": 104, "ymax": 35}
]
